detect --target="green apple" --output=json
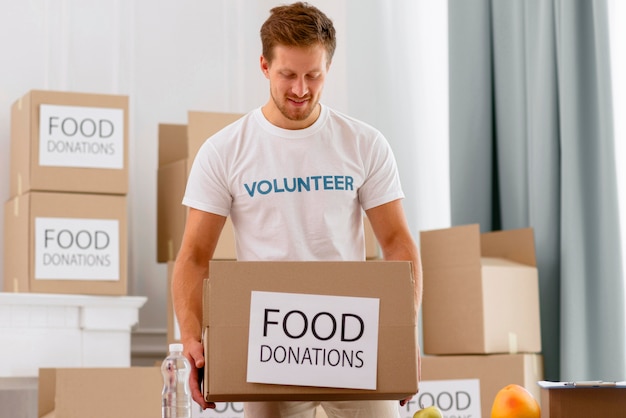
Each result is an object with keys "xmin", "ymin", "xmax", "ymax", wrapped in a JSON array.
[{"xmin": 413, "ymin": 405, "xmax": 444, "ymax": 418}]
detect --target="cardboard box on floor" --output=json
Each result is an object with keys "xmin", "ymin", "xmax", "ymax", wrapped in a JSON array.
[
  {"xmin": 420, "ymin": 224, "xmax": 541, "ymax": 354},
  {"xmin": 203, "ymin": 261, "xmax": 418, "ymax": 402},
  {"xmin": 38, "ymin": 367, "xmax": 161, "ymax": 418},
  {"xmin": 157, "ymin": 117, "xmax": 381, "ymax": 262},
  {"xmin": 539, "ymin": 383, "xmax": 626, "ymax": 418},
  {"xmin": 4, "ymin": 191, "xmax": 128, "ymax": 295},
  {"xmin": 417, "ymin": 354, "xmax": 544, "ymax": 418},
  {"xmin": 10, "ymin": 90, "xmax": 129, "ymax": 196}
]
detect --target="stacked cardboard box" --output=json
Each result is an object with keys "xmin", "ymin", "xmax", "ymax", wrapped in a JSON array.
[
  {"xmin": 156, "ymin": 112, "xmax": 242, "ymax": 265},
  {"xmin": 415, "ymin": 224, "xmax": 544, "ymax": 418},
  {"xmin": 4, "ymin": 90, "xmax": 129, "ymax": 296},
  {"xmin": 156, "ymin": 111, "xmax": 242, "ymax": 344}
]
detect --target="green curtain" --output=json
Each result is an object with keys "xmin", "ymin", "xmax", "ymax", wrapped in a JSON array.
[{"xmin": 449, "ymin": 0, "xmax": 625, "ymax": 381}]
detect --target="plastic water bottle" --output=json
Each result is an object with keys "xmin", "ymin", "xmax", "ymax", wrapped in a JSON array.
[{"xmin": 162, "ymin": 343, "xmax": 192, "ymax": 418}]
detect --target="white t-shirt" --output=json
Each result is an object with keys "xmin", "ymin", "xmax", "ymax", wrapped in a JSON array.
[{"xmin": 183, "ymin": 104, "xmax": 404, "ymax": 261}]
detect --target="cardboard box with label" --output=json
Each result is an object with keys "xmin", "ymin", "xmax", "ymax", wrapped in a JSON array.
[
  {"xmin": 10, "ymin": 90, "xmax": 129, "ymax": 196},
  {"xmin": 539, "ymin": 381, "xmax": 626, "ymax": 418},
  {"xmin": 38, "ymin": 367, "xmax": 161, "ymax": 418},
  {"xmin": 203, "ymin": 261, "xmax": 419, "ymax": 402},
  {"xmin": 4, "ymin": 191, "xmax": 127, "ymax": 295},
  {"xmin": 415, "ymin": 354, "xmax": 544, "ymax": 418},
  {"xmin": 420, "ymin": 224, "xmax": 541, "ymax": 354}
]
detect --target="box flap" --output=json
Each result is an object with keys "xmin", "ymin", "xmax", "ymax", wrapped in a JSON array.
[
  {"xmin": 481, "ymin": 256, "xmax": 535, "ymax": 268},
  {"xmin": 421, "ymin": 225, "xmax": 537, "ymax": 270},
  {"xmin": 480, "ymin": 227, "xmax": 536, "ymax": 266},
  {"xmin": 158, "ymin": 124, "xmax": 188, "ymax": 165},
  {"xmin": 187, "ymin": 111, "xmax": 243, "ymax": 169},
  {"xmin": 420, "ymin": 224, "xmax": 482, "ymax": 270},
  {"xmin": 159, "ymin": 123, "xmax": 187, "ymax": 167}
]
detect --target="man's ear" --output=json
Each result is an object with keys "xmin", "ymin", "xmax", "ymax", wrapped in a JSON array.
[{"xmin": 260, "ymin": 55, "xmax": 270, "ymax": 78}]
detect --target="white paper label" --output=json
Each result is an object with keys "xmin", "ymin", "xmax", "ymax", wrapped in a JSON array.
[
  {"xmin": 39, "ymin": 104, "xmax": 124, "ymax": 169},
  {"xmin": 401, "ymin": 379, "xmax": 481, "ymax": 418},
  {"xmin": 34, "ymin": 217, "xmax": 120, "ymax": 280},
  {"xmin": 247, "ymin": 291, "xmax": 380, "ymax": 390}
]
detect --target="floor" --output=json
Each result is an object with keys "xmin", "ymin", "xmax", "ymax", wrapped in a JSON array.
[{"xmin": 0, "ymin": 377, "xmax": 38, "ymax": 418}]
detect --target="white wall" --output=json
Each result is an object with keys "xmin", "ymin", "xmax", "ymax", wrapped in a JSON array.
[{"xmin": 0, "ymin": 0, "xmax": 449, "ymax": 357}]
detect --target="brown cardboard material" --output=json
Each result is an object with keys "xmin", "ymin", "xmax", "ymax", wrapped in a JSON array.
[
  {"xmin": 187, "ymin": 111, "xmax": 244, "ymax": 176},
  {"xmin": 420, "ymin": 224, "xmax": 541, "ymax": 354},
  {"xmin": 540, "ymin": 385, "xmax": 626, "ymax": 418},
  {"xmin": 4, "ymin": 192, "xmax": 127, "ymax": 295},
  {"xmin": 157, "ymin": 117, "xmax": 240, "ymax": 262},
  {"xmin": 166, "ymin": 261, "xmax": 178, "ymax": 343},
  {"xmin": 38, "ymin": 367, "xmax": 161, "ymax": 418},
  {"xmin": 363, "ymin": 215, "xmax": 380, "ymax": 260},
  {"xmin": 202, "ymin": 260, "xmax": 419, "ymax": 402},
  {"xmin": 10, "ymin": 90, "xmax": 129, "ymax": 196},
  {"xmin": 420, "ymin": 354, "xmax": 544, "ymax": 418}
]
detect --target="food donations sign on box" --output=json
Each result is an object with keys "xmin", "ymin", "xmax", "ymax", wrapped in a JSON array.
[
  {"xmin": 10, "ymin": 89, "xmax": 128, "ymax": 196},
  {"xmin": 203, "ymin": 261, "xmax": 419, "ymax": 402},
  {"xmin": 400, "ymin": 379, "xmax": 482, "ymax": 418},
  {"xmin": 4, "ymin": 192, "xmax": 127, "ymax": 295},
  {"xmin": 247, "ymin": 291, "xmax": 380, "ymax": 390},
  {"xmin": 419, "ymin": 353, "xmax": 544, "ymax": 418}
]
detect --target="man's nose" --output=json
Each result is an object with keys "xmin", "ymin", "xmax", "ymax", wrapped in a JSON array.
[{"xmin": 291, "ymin": 77, "xmax": 308, "ymax": 97}]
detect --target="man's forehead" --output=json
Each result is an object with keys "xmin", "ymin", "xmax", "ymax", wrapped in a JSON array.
[{"xmin": 268, "ymin": 44, "xmax": 329, "ymax": 69}]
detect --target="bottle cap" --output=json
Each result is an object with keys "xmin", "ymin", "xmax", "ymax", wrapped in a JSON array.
[{"xmin": 169, "ymin": 343, "xmax": 184, "ymax": 353}]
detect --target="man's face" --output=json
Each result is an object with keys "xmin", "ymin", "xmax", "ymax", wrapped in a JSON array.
[{"xmin": 261, "ymin": 43, "xmax": 329, "ymax": 129}]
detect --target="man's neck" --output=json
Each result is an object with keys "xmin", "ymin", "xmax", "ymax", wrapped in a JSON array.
[{"xmin": 261, "ymin": 102, "xmax": 321, "ymax": 130}]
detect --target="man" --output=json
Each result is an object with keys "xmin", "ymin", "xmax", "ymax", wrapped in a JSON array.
[{"xmin": 172, "ymin": 2, "xmax": 422, "ymax": 417}]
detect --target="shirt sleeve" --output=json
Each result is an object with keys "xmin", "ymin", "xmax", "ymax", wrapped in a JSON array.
[
  {"xmin": 182, "ymin": 140, "xmax": 232, "ymax": 217},
  {"xmin": 358, "ymin": 132, "xmax": 405, "ymax": 210}
]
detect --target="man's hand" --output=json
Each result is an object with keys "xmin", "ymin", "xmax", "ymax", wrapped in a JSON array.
[
  {"xmin": 185, "ymin": 339, "xmax": 215, "ymax": 410},
  {"xmin": 400, "ymin": 396, "xmax": 414, "ymax": 407}
]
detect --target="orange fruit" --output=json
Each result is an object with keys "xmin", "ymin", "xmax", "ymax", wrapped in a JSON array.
[{"xmin": 491, "ymin": 384, "xmax": 541, "ymax": 418}]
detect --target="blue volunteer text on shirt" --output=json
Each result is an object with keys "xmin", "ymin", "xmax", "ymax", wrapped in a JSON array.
[{"xmin": 244, "ymin": 175, "xmax": 355, "ymax": 197}]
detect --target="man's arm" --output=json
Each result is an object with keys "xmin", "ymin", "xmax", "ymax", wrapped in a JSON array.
[
  {"xmin": 365, "ymin": 199, "xmax": 422, "ymax": 308},
  {"xmin": 366, "ymin": 199, "xmax": 422, "ymax": 406},
  {"xmin": 172, "ymin": 207, "xmax": 227, "ymax": 409}
]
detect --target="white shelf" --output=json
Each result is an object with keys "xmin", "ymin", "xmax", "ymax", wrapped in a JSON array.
[{"xmin": 0, "ymin": 292, "xmax": 147, "ymax": 377}]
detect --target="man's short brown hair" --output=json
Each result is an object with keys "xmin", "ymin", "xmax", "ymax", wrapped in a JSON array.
[{"xmin": 260, "ymin": 2, "xmax": 336, "ymax": 65}]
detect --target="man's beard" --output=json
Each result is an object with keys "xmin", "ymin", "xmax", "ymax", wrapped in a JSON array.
[{"xmin": 271, "ymin": 91, "xmax": 318, "ymax": 122}]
